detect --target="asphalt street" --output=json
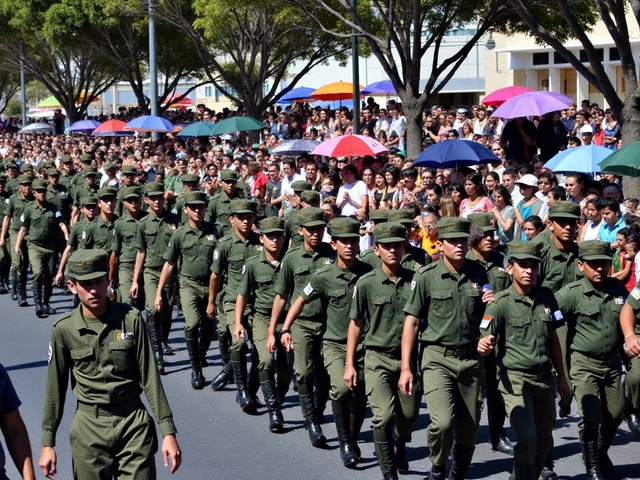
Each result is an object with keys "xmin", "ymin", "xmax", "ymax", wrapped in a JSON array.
[{"xmin": 1, "ymin": 285, "xmax": 638, "ymax": 480}]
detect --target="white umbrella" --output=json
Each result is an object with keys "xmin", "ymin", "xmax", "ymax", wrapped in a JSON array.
[{"xmin": 21, "ymin": 123, "xmax": 54, "ymax": 134}]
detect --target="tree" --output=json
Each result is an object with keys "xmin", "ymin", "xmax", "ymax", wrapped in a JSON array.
[{"xmin": 0, "ymin": 70, "xmax": 20, "ymax": 116}]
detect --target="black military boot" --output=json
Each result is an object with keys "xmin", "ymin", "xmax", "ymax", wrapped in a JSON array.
[
  {"xmin": 185, "ymin": 338, "xmax": 204, "ymax": 389},
  {"xmin": 350, "ymin": 398, "xmax": 367, "ymax": 460},
  {"xmin": 626, "ymin": 407, "xmax": 640, "ymax": 436},
  {"xmin": 161, "ymin": 318, "xmax": 174, "ymax": 355},
  {"xmin": 17, "ymin": 274, "xmax": 28, "ymax": 307},
  {"xmin": 374, "ymin": 437, "xmax": 398, "ymax": 480},
  {"xmin": 231, "ymin": 359, "xmax": 254, "ymax": 412},
  {"xmin": 299, "ymin": 394, "xmax": 327, "ymax": 447},
  {"xmin": 146, "ymin": 322, "xmax": 165, "ymax": 375},
  {"xmin": 393, "ymin": 428, "xmax": 409, "ymax": 474},
  {"xmin": 429, "ymin": 464, "xmax": 446, "ymax": 480},
  {"xmin": 247, "ymin": 360, "xmax": 262, "ymax": 408},
  {"xmin": 0, "ymin": 269, "xmax": 7, "ymax": 294},
  {"xmin": 199, "ymin": 337, "xmax": 211, "ymax": 367},
  {"xmin": 334, "ymin": 406, "xmax": 359, "ymax": 467},
  {"xmin": 276, "ymin": 372, "xmax": 290, "ymax": 405},
  {"xmin": 43, "ymin": 282, "xmax": 56, "ymax": 315},
  {"xmin": 260, "ymin": 379, "xmax": 283, "ymax": 433},
  {"xmin": 448, "ymin": 443, "xmax": 475, "ymax": 480},
  {"xmin": 10, "ymin": 274, "xmax": 18, "ymax": 301},
  {"xmin": 581, "ymin": 440, "xmax": 603, "ymax": 480},
  {"xmin": 32, "ymin": 281, "xmax": 45, "ymax": 317},
  {"xmin": 598, "ymin": 427, "xmax": 616, "ymax": 478},
  {"xmin": 512, "ymin": 464, "xmax": 535, "ymax": 480},
  {"xmin": 210, "ymin": 339, "xmax": 234, "ymax": 390},
  {"xmin": 539, "ymin": 452, "xmax": 558, "ymax": 480}
]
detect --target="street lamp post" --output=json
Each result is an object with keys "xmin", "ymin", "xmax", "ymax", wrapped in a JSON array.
[
  {"xmin": 351, "ymin": 0, "xmax": 360, "ymax": 133},
  {"xmin": 149, "ymin": 0, "xmax": 159, "ymax": 140},
  {"xmin": 20, "ymin": 53, "xmax": 26, "ymax": 127}
]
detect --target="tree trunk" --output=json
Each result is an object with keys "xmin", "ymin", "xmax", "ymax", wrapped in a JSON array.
[
  {"xmin": 402, "ymin": 98, "xmax": 424, "ymax": 160},
  {"xmin": 619, "ymin": 98, "xmax": 640, "ymax": 198}
]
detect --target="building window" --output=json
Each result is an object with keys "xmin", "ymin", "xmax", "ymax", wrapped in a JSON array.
[
  {"xmin": 579, "ymin": 49, "xmax": 604, "ymax": 63},
  {"xmin": 204, "ymin": 86, "xmax": 213, "ymax": 98},
  {"xmin": 532, "ymin": 52, "xmax": 549, "ymax": 66},
  {"xmin": 554, "ymin": 51, "xmax": 569, "ymax": 64},
  {"xmin": 610, "ymin": 48, "xmax": 620, "ymax": 61}
]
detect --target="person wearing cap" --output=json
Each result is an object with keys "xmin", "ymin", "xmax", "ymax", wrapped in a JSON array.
[
  {"xmin": 15, "ymin": 178, "xmax": 69, "ymax": 316},
  {"xmin": 39, "ymin": 248, "xmax": 181, "ymax": 479},
  {"xmin": 283, "ymin": 180, "xmax": 313, "ymax": 250},
  {"xmin": 512, "ymin": 174, "xmax": 544, "ymax": 241},
  {"xmin": 276, "ymin": 159, "xmax": 305, "ymax": 214},
  {"xmin": 100, "ymin": 161, "xmax": 120, "ymax": 189},
  {"xmin": 130, "ymin": 182, "xmax": 181, "ymax": 373},
  {"xmin": 271, "ymin": 207, "xmax": 336, "ymax": 448},
  {"xmin": 163, "ymin": 157, "xmax": 190, "ymax": 204},
  {"xmin": 400, "ymin": 217, "xmax": 493, "ymax": 480},
  {"xmin": 620, "ymin": 273, "xmax": 640, "ymax": 438},
  {"xmin": 346, "ymin": 222, "xmax": 420, "ymax": 479},
  {"xmin": 45, "ymin": 167, "xmax": 71, "ymax": 223},
  {"xmin": 115, "ymin": 165, "xmax": 142, "ymax": 218},
  {"xmin": 58, "ymin": 154, "xmax": 77, "ymax": 192},
  {"xmin": 205, "ymin": 169, "xmax": 243, "ymax": 238},
  {"xmin": 580, "ymin": 123, "xmax": 594, "ymax": 146},
  {"xmin": 0, "ymin": 173, "xmax": 10, "ymax": 294},
  {"xmin": 172, "ymin": 173, "xmax": 202, "ymax": 225},
  {"xmin": 235, "ymin": 216, "xmax": 293, "ymax": 432},
  {"xmin": 554, "ymin": 240, "xmax": 627, "ymax": 479},
  {"xmin": 0, "ymin": 175, "xmax": 34, "ymax": 306},
  {"xmin": 358, "ymin": 209, "xmax": 389, "ymax": 262},
  {"xmin": 70, "ymin": 166, "xmax": 99, "ymax": 225},
  {"xmin": 88, "ymin": 187, "xmax": 119, "ymax": 255},
  {"xmin": 208, "ymin": 199, "xmax": 263, "ymax": 411},
  {"xmin": 477, "ymin": 240, "xmax": 569, "ymax": 480},
  {"xmin": 4, "ymin": 162, "xmax": 20, "ymax": 196},
  {"xmin": 110, "ymin": 186, "xmax": 148, "ymax": 309},
  {"xmin": 282, "ymin": 217, "xmax": 372, "ymax": 467},
  {"xmin": 156, "ymin": 191, "xmax": 218, "ymax": 390}
]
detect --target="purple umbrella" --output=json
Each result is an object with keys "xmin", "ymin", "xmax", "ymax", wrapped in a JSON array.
[
  {"xmin": 69, "ymin": 119, "xmax": 101, "ymax": 133},
  {"xmin": 490, "ymin": 91, "xmax": 572, "ymax": 119},
  {"xmin": 361, "ymin": 80, "xmax": 397, "ymax": 95}
]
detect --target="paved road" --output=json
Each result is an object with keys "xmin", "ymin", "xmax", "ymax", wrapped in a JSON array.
[{"xmin": 2, "ymin": 286, "xmax": 638, "ymax": 479}]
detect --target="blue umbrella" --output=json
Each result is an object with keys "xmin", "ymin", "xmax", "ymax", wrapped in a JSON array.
[
  {"xmin": 413, "ymin": 139, "xmax": 499, "ymax": 168},
  {"xmin": 361, "ymin": 80, "xmax": 397, "ymax": 95},
  {"xmin": 543, "ymin": 145, "xmax": 611, "ymax": 173},
  {"xmin": 177, "ymin": 122, "xmax": 216, "ymax": 138},
  {"xmin": 271, "ymin": 139, "xmax": 320, "ymax": 156},
  {"xmin": 124, "ymin": 115, "xmax": 174, "ymax": 133},
  {"xmin": 69, "ymin": 119, "xmax": 101, "ymax": 133},
  {"xmin": 314, "ymin": 99, "xmax": 355, "ymax": 110},
  {"xmin": 278, "ymin": 87, "xmax": 316, "ymax": 103}
]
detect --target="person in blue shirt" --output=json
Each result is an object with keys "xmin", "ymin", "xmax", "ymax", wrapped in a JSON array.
[{"xmin": 597, "ymin": 197, "xmax": 625, "ymax": 247}]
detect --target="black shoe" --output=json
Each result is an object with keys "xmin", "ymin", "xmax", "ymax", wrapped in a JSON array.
[
  {"xmin": 210, "ymin": 363, "xmax": 233, "ymax": 391},
  {"xmin": 190, "ymin": 368, "xmax": 204, "ymax": 389},
  {"xmin": 393, "ymin": 429, "xmax": 409, "ymax": 474},
  {"xmin": 268, "ymin": 408, "xmax": 284, "ymax": 433},
  {"xmin": 558, "ymin": 400, "xmax": 571, "ymax": 418},
  {"xmin": 428, "ymin": 464, "xmax": 446, "ymax": 480},
  {"xmin": 43, "ymin": 304, "xmax": 56, "ymax": 315},
  {"xmin": 582, "ymin": 440, "xmax": 603, "ymax": 480},
  {"xmin": 492, "ymin": 434, "xmax": 515, "ymax": 455},
  {"xmin": 162, "ymin": 342, "xmax": 175, "ymax": 355},
  {"xmin": 627, "ymin": 410, "xmax": 640, "ymax": 436},
  {"xmin": 231, "ymin": 361, "xmax": 255, "ymax": 412},
  {"xmin": 335, "ymin": 411, "xmax": 359, "ymax": 467},
  {"xmin": 539, "ymin": 465, "xmax": 558, "ymax": 480},
  {"xmin": 18, "ymin": 296, "xmax": 28, "ymax": 307},
  {"xmin": 0, "ymin": 282, "xmax": 7, "ymax": 294},
  {"xmin": 299, "ymin": 394, "xmax": 326, "ymax": 447}
]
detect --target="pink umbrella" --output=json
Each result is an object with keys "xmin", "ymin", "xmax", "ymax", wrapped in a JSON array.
[
  {"xmin": 490, "ymin": 91, "xmax": 572, "ymax": 119},
  {"xmin": 482, "ymin": 86, "xmax": 533, "ymax": 107},
  {"xmin": 311, "ymin": 134, "xmax": 388, "ymax": 157}
]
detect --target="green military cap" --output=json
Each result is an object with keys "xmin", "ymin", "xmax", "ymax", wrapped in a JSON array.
[
  {"xmin": 104, "ymin": 161, "xmax": 117, "ymax": 170},
  {"xmin": 300, "ymin": 190, "xmax": 320, "ymax": 205},
  {"xmin": 0, "ymin": 174, "xmax": 7, "ymax": 182},
  {"xmin": 18, "ymin": 175, "xmax": 32, "ymax": 185},
  {"xmin": 84, "ymin": 166, "xmax": 98, "ymax": 176},
  {"xmin": 4, "ymin": 162, "xmax": 17, "ymax": 170},
  {"xmin": 46, "ymin": 167, "xmax": 60, "ymax": 176},
  {"xmin": 36, "ymin": 163, "xmax": 46, "ymax": 171},
  {"xmin": 121, "ymin": 164, "xmax": 137, "ymax": 174},
  {"xmin": 292, "ymin": 181, "xmax": 312, "ymax": 193},
  {"xmin": 144, "ymin": 182, "xmax": 164, "ymax": 196},
  {"xmin": 548, "ymin": 200, "xmax": 580, "ymax": 220},
  {"xmin": 370, "ymin": 209, "xmax": 389, "ymax": 223},
  {"xmin": 44, "ymin": 160, "xmax": 56, "ymax": 168},
  {"xmin": 220, "ymin": 169, "xmax": 239, "ymax": 182},
  {"xmin": 183, "ymin": 191, "xmax": 207, "ymax": 205},
  {"xmin": 468, "ymin": 212, "xmax": 495, "ymax": 233},
  {"xmin": 374, "ymin": 222, "xmax": 406, "ymax": 243},
  {"xmin": 437, "ymin": 217, "xmax": 471, "ymax": 240},
  {"xmin": 98, "ymin": 186, "xmax": 117, "ymax": 198},
  {"xmin": 182, "ymin": 173, "xmax": 200, "ymax": 183},
  {"xmin": 68, "ymin": 249, "xmax": 109, "ymax": 281},
  {"xmin": 259, "ymin": 217, "xmax": 285, "ymax": 234},
  {"xmin": 231, "ymin": 199, "xmax": 257, "ymax": 214},
  {"xmin": 297, "ymin": 207, "xmax": 327, "ymax": 227},
  {"xmin": 252, "ymin": 143, "xmax": 260, "ymax": 150},
  {"xmin": 79, "ymin": 153, "xmax": 93, "ymax": 163},
  {"xmin": 61, "ymin": 155, "xmax": 73, "ymax": 164},
  {"xmin": 80, "ymin": 195, "xmax": 98, "ymax": 207},
  {"xmin": 21, "ymin": 164, "xmax": 34, "ymax": 172},
  {"xmin": 329, "ymin": 217, "xmax": 361, "ymax": 239},
  {"xmin": 32, "ymin": 179, "xmax": 48, "ymax": 190},
  {"xmin": 388, "ymin": 209, "xmax": 414, "ymax": 225},
  {"xmin": 579, "ymin": 240, "xmax": 612, "ymax": 261},
  {"xmin": 122, "ymin": 186, "xmax": 141, "ymax": 200},
  {"xmin": 507, "ymin": 240, "xmax": 542, "ymax": 262}
]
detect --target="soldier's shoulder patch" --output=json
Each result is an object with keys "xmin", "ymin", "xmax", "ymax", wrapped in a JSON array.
[
  {"xmin": 352, "ymin": 286, "xmax": 357, "ymax": 298},
  {"xmin": 303, "ymin": 283, "xmax": 314, "ymax": 296},
  {"xmin": 631, "ymin": 286, "xmax": 640, "ymax": 301},
  {"xmin": 479, "ymin": 315, "xmax": 492, "ymax": 329},
  {"xmin": 410, "ymin": 280, "xmax": 417, "ymax": 291},
  {"xmin": 47, "ymin": 341, "xmax": 53, "ymax": 363},
  {"xmin": 213, "ymin": 249, "xmax": 219, "ymax": 260},
  {"xmin": 242, "ymin": 264, "xmax": 246, "ymax": 275}
]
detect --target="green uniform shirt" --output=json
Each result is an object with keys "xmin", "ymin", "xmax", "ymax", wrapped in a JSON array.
[
  {"xmin": 72, "ymin": 183, "xmax": 99, "ymax": 207},
  {"xmin": 164, "ymin": 172, "xmax": 185, "ymax": 195},
  {"xmin": 359, "ymin": 244, "xmax": 429, "ymax": 272},
  {"xmin": 59, "ymin": 171, "xmax": 76, "ymax": 191},
  {"xmin": 538, "ymin": 240, "xmax": 582, "ymax": 290},
  {"xmin": 46, "ymin": 184, "xmax": 71, "ymax": 221},
  {"xmin": 283, "ymin": 209, "xmax": 303, "ymax": 250},
  {"xmin": 172, "ymin": 194, "xmax": 191, "ymax": 225},
  {"xmin": 89, "ymin": 214, "xmax": 118, "ymax": 252},
  {"xmin": 66, "ymin": 218, "xmax": 94, "ymax": 250},
  {"xmin": 274, "ymin": 243, "xmax": 336, "ymax": 322},
  {"xmin": 112, "ymin": 212, "xmax": 148, "ymax": 265},
  {"xmin": 133, "ymin": 210, "xmax": 180, "ymax": 270},
  {"xmin": 624, "ymin": 287, "xmax": 640, "ymax": 336},
  {"xmin": 115, "ymin": 183, "xmax": 142, "ymax": 218},
  {"xmin": 237, "ymin": 251, "xmax": 282, "ymax": 316},
  {"xmin": 6, "ymin": 194, "xmax": 34, "ymax": 231},
  {"xmin": 404, "ymin": 258, "xmax": 490, "ymax": 347},
  {"xmin": 21, "ymin": 201, "xmax": 64, "ymax": 243},
  {"xmin": 480, "ymin": 285, "xmax": 562, "ymax": 373},
  {"xmin": 164, "ymin": 221, "xmax": 217, "ymax": 281},
  {"xmin": 205, "ymin": 191, "xmax": 241, "ymax": 238},
  {"xmin": 6, "ymin": 177, "xmax": 19, "ymax": 196},
  {"xmin": 71, "ymin": 171, "xmax": 86, "ymax": 190},
  {"xmin": 350, "ymin": 266, "xmax": 415, "ymax": 355},
  {"xmin": 302, "ymin": 260, "xmax": 373, "ymax": 343},
  {"xmin": 41, "ymin": 300, "xmax": 177, "ymax": 447},
  {"xmin": 210, "ymin": 231, "xmax": 263, "ymax": 302},
  {"xmin": 466, "ymin": 250, "xmax": 511, "ymax": 293},
  {"xmin": 556, "ymin": 277, "xmax": 627, "ymax": 358},
  {"xmin": 0, "ymin": 191, "xmax": 11, "ymax": 223}
]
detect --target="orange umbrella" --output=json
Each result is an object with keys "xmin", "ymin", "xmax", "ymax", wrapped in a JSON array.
[{"xmin": 311, "ymin": 81, "xmax": 364, "ymax": 101}]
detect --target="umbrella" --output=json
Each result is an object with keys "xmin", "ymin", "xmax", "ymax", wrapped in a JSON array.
[
  {"xmin": 124, "ymin": 115, "xmax": 174, "ymax": 133},
  {"xmin": 69, "ymin": 119, "xmax": 101, "ymax": 133},
  {"xmin": 177, "ymin": 122, "xmax": 216, "ymax": 138},
  {"xmin": 164, "ymin": 93, "xmax": 193, "ymax": 108},
  {"xmin": 37, "ymin": 96, "xmax": 62, "ymax": 109},
  {"xmin": 271, "ymin": 139, "xmax": 320, "ymax": 156},
  {"xmin": 314, "ymin": 100, "xmax": 355, "ymax": 110},
  {"xmin": 210, "ymin": 116, "xmax": 265, "ymax": 135},
  {"xmin": 21, "ymin": 122, "xmax": 54, "ymax": 134},
  {"xmin": 92, "ymin": 119, "xmax": 131, "ymax": 136},
  {"xmin": 311, "ymin": 134, "xmax": 387, "ymax": 157},
  {"xmin": 482, "ymin": 86, "xmax": 533, "ymax": 107},
  {"xmin": 413, "ymin": 139, "xmax": 498, "ymax": 168},
  {"xmin": 361, "ymin": 80, "xmax": 397, "ymax": 96},
  {"xmin": 599, "ymin": 141, "xmax": 640, "ymax": 177},
  {"xmin": 543, "ymin": 145, "xmax": 612, "ymax": 173},
  {"xmin": 491, "ymin": 91, "xmax": 572, "ymax": 119},
  {"xmin": 311, "ymin": 81, "xmax": 363, "ymax": 101},
  {"xmin": 279, "ymin": 87, "xmax": 316, "ymax": 103}
]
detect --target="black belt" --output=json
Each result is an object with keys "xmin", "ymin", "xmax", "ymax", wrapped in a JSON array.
[
  {"xmin": 30, "ymin": 240, "xmax": 54, "ymax": 248},
  {"xmin": 508, "ymin": 368, "xmax": 552, "ymax": 382},
  {"xmin": 77, "ymin": 397, "xmax": 143, "ymax": 417},
  {"xmin": 426, "ymin": 343, "xmax": 477, "ymax": 359}
]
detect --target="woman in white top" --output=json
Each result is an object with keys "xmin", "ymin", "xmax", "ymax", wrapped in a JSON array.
[
  {"xmin": 337, "ymin": 164, "xmax": 368, "ymax": 220},
  {"xmin": 490, "ymin": 185, "xmax": 516, "ymax": 246},
  {"xmin": 579, "ymin": 197, "xmax": 603, "ymax": 243}
]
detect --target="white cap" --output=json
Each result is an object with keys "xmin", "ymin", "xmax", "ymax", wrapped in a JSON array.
[
  {"xmin": 516, "ymin": 174, "xmax": 539, "ymax": 187},
  {"xmin": 456, "ymin": 108, "xmax": 467, "ymax": 114},
  {"xmin": 580, "ymin": 124, "xmax": 594, "ymax": 134}
]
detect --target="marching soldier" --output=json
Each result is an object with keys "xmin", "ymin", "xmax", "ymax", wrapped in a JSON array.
[
  {"xmin": 283, "ymin": 181, "xmax": 312, "ymax": 250},
  {"xmin": 173, "ymin": 173, "xmax": 203, "ymax": 225},
  {"xmin": 206, "ymin": 169, "xmax": 243, "ymax": 237},
  {"xmin": 70, "ymin": 166, "xmax": 99, "ymax": 224},
  {"xmin": 115, "ymin": 165, "xmax": 141, "ymax": 218},
  {"xmin": 620, "ymin": 274, "xmax": 640, "ymax": 437},
  {"xmin": 0, "ymin": 174, "xmax": 10, "ymax": 294}
]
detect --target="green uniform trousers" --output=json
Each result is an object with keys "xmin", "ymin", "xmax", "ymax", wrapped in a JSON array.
[
  {"xmin": 144, "ymin": 268, "xmax": 174, "ymax": 326},
  {"xmin": 9, "ymin": 230, "xmax": 27, "ymax": 281},
  {"xmin": 555, "ymin": 323, "xmax": 573, "ymax": 409},
  {"xmin": 118, "ymin": 263, "xmax": 143, "ymax": 309},
  {"xmin": 28, "ymin": 242, "xmax": 56, "ymax": 285},
  {"xmin": 70, "ymin": 404, "xmax": 158, "ymax": 480},
  {"xmin": 322, "ymin": 341, "xmax": 364, "ymax": 403},
  {"xmin": 626, "ymin": 356, "xmax": 640, "ymax": 410},
  {"xmin": 221, "ymin": 301, "xmax": 251, "ymax": 360},
  {"xmin": 500, "ymin": 369, "xmax": 556, "ymax": 480},
  {"xmin": 252, "ymin": 313, "xmax": 293, "ymax": 382},
  {"xmin": 570, "ymin": 351, "xmax": 624, "ymax": 441},
  {"xmin": 422, "ymin": 345, "xmax": 483, "ymax": 467},
  {"xmin": 179, "ymin": 275, "xmax": 214, "ymax": 341},
  {"xmin": 365, "ymin": 349, "xmax": 420, "ymax": 440},
  {"xmin": 291, "ymin": 318, "xmax": 325, "ymax": 396}
]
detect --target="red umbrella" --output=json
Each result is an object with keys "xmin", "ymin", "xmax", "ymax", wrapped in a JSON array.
[
  {"xmin": 165, "ymin": 94, "xmax": 193, "ymax": 108},
  {"xmin": 92, "ymin": 119, "xmax": 130, "ymax": 136},
  {"xmin": 311, "ymin": 134, "xmax": 387, "ymax": 157},
  {"xmin": 482, "ymin": 86, "xmax": 533, "ymax": 107}
]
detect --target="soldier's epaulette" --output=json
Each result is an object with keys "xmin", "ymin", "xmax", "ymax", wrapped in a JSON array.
[
  {"xmin": 285, "ymin": 245, "xmax": 302, "ymax": 254},
  {"xmin": 493, "ymin": 290, "xmax": 510, "ymax": 303},
  {"xmin": 359, "ymin": 270, "xmax": 378, "ymax": 281},
  {"xmin": 418, "ymin": 263, "xmax": 438, "ymax": 275},
  {"xmin": 359, "ymin": 248, "xmax": 375, "ymax": 258},
  {"xmin": 53, "ymin": 309, "xmax": 76, "ymax": 327},
  {"xmin": 315, "ymin": 265, "xmax": 333, "ymax": 275}
]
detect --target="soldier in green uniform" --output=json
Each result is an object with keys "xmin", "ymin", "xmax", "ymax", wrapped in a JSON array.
[
  {"xmin": 0, "ymin": 174, "xmax": 10, "ymax": 293},
  {"xmin": 620, "ymin": 281, "xmax": 640, "ymax": 437},
  {"xmin": 283, "ymin": 180, "xmax": 312, "ymax": 250},
  {"xmin": 46, "ymin": 168, "xmax": 71, "ymax": 222},
  {"xmin": 131, "ymin": 182, "xmax": 180, "ymax": 374},
  {"xmin": 70, "ymin": 166, "xmax": 99, "ymax": 224},
  {"xmin": 555, "ymin": 241, "xmax": 627, "ymax": 479},
  {"xmin": 58, "ymin": 154, "xmax": 76, "ymax": 192},
  {"xmin": 273, "ymin": 207, "xmax": 336, "ymax": 447},
  {"xmin": 39, "ymin": 249, "xmax": 181, "ymax": 480},
  {"xmin": 115, "ymin": 165, "xmax": 141, "ymax": 218},
  {"xmin": 163, "ymin": 156, "xmax": 189, "ymax": 204},
  {"xmin": 110, "ymin": 186, "xmax": 148, "ymax": 307},
  {"xmin": 400, "ymin": 217, "xmax": 492, "ymax": 480},
  {"xmin": 90, "ymin": 187, "xmax": 119, "ymax": 253},
  {"xmin": 286, "ymin": 188, "xmax": 321, "ymax": 251},
  {"xmin": 345, "ymin": 222, "xmax": 420, "ymax": 480},
  {"xmin": 477, "ymin": 240, "xmax": 570, "ymax": 480},
  {"xmin": 155, "ymin": 191, "xmax": 217, "ymax": 389},
  {"xmin": 467, "ymin": 213, "xmax": 514, "ymax": 454},
  {"xmin": 15, "ymin": 179, "xmax": 69, "ymax": 317},
  {"xmin": 172, "ymin": 173, "xmax": 202, "ymax": 225},
  {"xmin": 0, "ymin": 175, "xmax": 34, "ymax": 306},
  {"xmin": 205, "ymin": 169, "xmax": 243, "ymax": 237},
  {"xmin": 283, "ymin": 217, "xmax": 372, "ymax": 467},
  {"xmin": 5, "ymin": 162, "xmax": 20, "ymax": 196}
]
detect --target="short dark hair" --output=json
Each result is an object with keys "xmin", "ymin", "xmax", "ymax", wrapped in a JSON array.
[
  {"xmin": 401, "ymin": 167, "xmax": 418, "ymax": 180},
  {"xmin": 549, "ymin": 186, "xmax": 566, "ymax": 201},
  {"xmin": 596, "ymin": 197, "xmax": 620, "ymax": 213},
  {"xmin": 502, "ymin": 167, "xmax": 518, "ymax": 178},
  {"xmin": 524, "ymin": 215, "xmax": 544, "ymax": 231}
]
